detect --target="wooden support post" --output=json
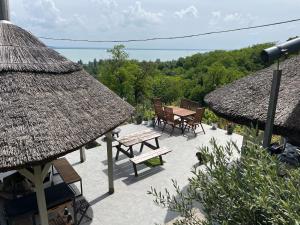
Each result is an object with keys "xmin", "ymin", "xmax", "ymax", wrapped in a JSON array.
[
  {"xmin": 19, "ymin": 164, "xmax": 51, "ymax": 225},
  {"xmin": 80, "ymin": 146, "xmax": 86, "ymax": 163},
  {"xmin": 106, "ymin": 131, "xmax": 114, "ymax": 194}
]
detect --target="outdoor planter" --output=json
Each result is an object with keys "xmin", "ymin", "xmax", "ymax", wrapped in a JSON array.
[
  {"xmin": 211, "ymin": 123, "xmax": 218, "ymax": 130},
  {"xmin": 148, "ymin": 119, "xmax": 154, "ymax": 127},
  {"xmin": 136, "ymin": 115, "xmax": 143, "ymax": 124},
  {"xmin": 227, "ymin": 123, "xmax": 234, "ymax": 135}
]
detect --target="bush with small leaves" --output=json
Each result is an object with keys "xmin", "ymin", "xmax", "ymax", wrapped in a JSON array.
[{"xmin": 148, "ymin": 128, "xmax": 300, "ymax": 225}]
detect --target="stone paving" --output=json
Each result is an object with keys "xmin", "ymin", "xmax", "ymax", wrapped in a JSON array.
[
  {"xmin": 66, "ymin": 123, "xmax": 243, "ymax": 225},
  {"xmin": 0, "ymin": 123, "xmax": 243, "ymax": 225}
]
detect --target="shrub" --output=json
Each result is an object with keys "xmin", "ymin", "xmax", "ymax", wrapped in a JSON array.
[{"xmin": 148, "ymin": 129, "xmax": 300, "ymax": 225}]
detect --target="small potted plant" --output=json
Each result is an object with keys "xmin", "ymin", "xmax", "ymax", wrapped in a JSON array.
[
  {"xmin": 210, "ymin": 117, "xmax": 218, "ymax": 130},
  {"xmin": 227, "ymin": 123, "xmax": 234, "ymax": 135},
  {"xmin": 142, "ymin": 112, "xmax": 148, "ymax": 125},
  {"xmin": 196, "ymin": 151, "xmax": 206, "ymax": 165},
  {"xmin": 135, "ymin": 114, "xmax": 143, "ymax": 124},
  {"xmin": 147, "ymin": 110, "xmax": 155, "ymax": 127},
  {"xmin": 205, "ymin": 110, "xmax": 219, "ymax": 130}
]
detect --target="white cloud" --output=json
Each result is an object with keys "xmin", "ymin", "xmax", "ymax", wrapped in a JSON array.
[
  {"xmin": 209, "ymin": 11, "xmax": 221, "ymax": 25},
  {"xmin": 209, "ymin": 11, "xmax": 257, "ymax": 26},
  {"xmin": 223, "ymin": 13, "xmax": 242, "ymax": 22},
  {"xmin": 122, "ymin": 1, "xmax": 163, "ymax": 26},
  {"xmin": 175, "ymin": 6, "xmax": 198, "ymax": 19},
  {"xmin": 13, "ymin": 0, "xmax": 86, "ymax": 30},
  {"xmin": 90, "ymin": 0, "xmax": 118, "ymax": 10}
]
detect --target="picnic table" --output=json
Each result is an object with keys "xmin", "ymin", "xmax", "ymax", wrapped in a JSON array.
[
  {"xmin": 168, "ymin": 106, "xmax": 196, "ymax": 133},
  {"xmin": 115, "ymin": 129, "xmax": 161, "ymax": 160}
]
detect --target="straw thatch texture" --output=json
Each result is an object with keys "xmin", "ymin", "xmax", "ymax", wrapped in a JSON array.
[
  {"xmin": 205, "ymin": 55, "xmax": 300, "ymax": 146},
  {"xmin": 0, "ymin": 23, "xmax": 81, "ymax": 73},
  {"xmin": 0, "ymin": 22, "xmax": 134, "ymax": 172}
]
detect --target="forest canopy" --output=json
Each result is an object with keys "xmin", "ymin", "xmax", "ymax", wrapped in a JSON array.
[{"xmin": 82, "ymin": 43, "xmax": 272, "ymax": 106}]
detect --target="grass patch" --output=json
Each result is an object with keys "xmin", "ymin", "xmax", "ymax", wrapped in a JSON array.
[{"xmin": 144, "ymin": 157, "xmax": 164, "ymax": 167}]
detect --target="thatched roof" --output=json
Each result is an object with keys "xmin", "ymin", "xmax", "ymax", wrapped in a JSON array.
[
  {"xmin": 0, "ymin": 22, "xmax": 134, "ymax": 172},
  {"xmin": 205, "ymin": 54, "xmax": 300, "ymax": 146}
]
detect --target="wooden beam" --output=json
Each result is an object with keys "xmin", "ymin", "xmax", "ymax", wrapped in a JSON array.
[
  {"xmin": 105, "ymin": 131, "xmax": 114, "ymax": 194},
  {"xmin": 19, "ymin": 165, "xmax": 50, "ymax": 225},
  {"xmin": 33, "ymin": 165, "xmax": 49, "ymax": 225},
  {"xmin": 80, "ymin": 146, "xmax": 86, "ymax": 163},
  {"xmin": 41, "ymin": 163, "xmax": 51, "ymax": 180},
  {"xmin": 19, "ymin": 168, "xmax": 34, "ymax": 182}
]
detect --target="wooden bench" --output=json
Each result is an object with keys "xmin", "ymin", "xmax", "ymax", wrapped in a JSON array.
[
  {"xmin": 52, "ymin": 158, "xmax": 82, "ymax": 197},
  {"xmin": 130, "ymin": 147, "xmax": 172, "ymax": 176}
]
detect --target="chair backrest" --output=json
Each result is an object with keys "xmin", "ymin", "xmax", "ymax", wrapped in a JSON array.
[
  {"xmin": 180, "ymin": 99, "xmax": 189, "ymax": 109},
  {"xmin": 193, "ymin": 108, "xmax": 205, "ymax": 123},
  {"xmin": 164, "ymin": 107, "xmax": 174, "ymax": 122},
  {"xmin": 180, "ymin": 98, "xmax": 200, "ymax": 111},
  {"xmin": 153, "ymin": 98, "xmax": 162, "ymax": 107},
  {"xmin": 187, "ymin": 100, "xmax": 200, "ymax": 111},
  {"xmin": 154, "ymin": 104, "xmax": 164, "ymax": 118}
]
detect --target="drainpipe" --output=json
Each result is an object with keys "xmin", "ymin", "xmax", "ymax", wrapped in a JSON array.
[{"xmin": 0, "ymin": 0, "xmax": 10, "ymax": 21}]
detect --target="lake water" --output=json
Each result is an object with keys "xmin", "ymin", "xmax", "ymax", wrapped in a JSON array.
[{"xmin": 56, "ymin": 49, "xmax": 204, "ymax": 63}]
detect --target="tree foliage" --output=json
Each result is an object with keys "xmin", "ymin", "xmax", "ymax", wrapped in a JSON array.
[
  {"xmin": 85, "ymin": 43, "xmax": 273, "ymax": 106},
  {"xmin": 148, "ymin": 128, "xmax": 300, "ymax": 225}
]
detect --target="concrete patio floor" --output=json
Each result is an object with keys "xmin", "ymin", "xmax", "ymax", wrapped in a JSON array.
[
  {"xmin": 65, "ymin": 123, "xmax": 243, "ymax": 225},
  {"xmin": 0, "ymin": 123, "xmax": 243, "ymax": 225}
]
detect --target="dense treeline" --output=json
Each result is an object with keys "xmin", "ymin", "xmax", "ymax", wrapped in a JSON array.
[{"xmin": 81, "ymin": 43, "xmax": 272, "ymax": 107}]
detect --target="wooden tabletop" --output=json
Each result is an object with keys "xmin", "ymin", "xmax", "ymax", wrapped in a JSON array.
[
  {"xmin": 167, "ymin": 106, "xmax": 195, "ymax": 117},
  {"xmin": 116, "ymin": 129, "xmax": 161, "ymax": 147}
]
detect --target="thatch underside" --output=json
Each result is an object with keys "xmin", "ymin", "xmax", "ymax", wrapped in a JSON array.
[
  {"xmin": 0, "ymin": 70, "xmax": 134, "ymax": 172},
  {"xmin": 205, "ymin": 55, "xmax": 300, "ymax": 146},
  {"xmin": 0, "ymin": 22, "xmax": 135, "ymax": 171}
]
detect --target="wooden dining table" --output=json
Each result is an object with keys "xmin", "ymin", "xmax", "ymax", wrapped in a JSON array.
[{"xmin": 167, "ymin": 106, "xmax": 196, "ymax": 133}]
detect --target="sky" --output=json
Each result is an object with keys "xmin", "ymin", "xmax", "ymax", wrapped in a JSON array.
[{"xmin": 10, "ymin": 0, "xmax": 300, "ymax": 62}]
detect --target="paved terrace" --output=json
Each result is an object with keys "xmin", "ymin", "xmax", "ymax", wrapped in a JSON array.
[
  {"xmin": 0, "ymin": 123, "xmax": 243, "ymax": 225},
  {"xmin": 67, "ymin": 123, "xmax": 243, "ymax": 225}
]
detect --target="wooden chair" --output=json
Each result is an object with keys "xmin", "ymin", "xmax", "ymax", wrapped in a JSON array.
[
  {"xmin": 153, "ymin": 98, "xmax": 162, "ymax": 107},
  {"xmin": 154, "ymin": 104, "xmax": 165, "ymax": 127},
  {"xmin": 180, "ymin": 98, "xmax": 189, "ymax": 109},
  {"xmin": 74, "ymin": 198, "xmax": 92, "ymax": 225},
  {"xmin": 184, "ymin": 108, "xmax": 205, "ymax": 136},
  {"xmin": 180, "ymin": 98, "xmax": 200, "ymax": 111},
  {"xmin": 162, "ymin": 107, "xmax": 181, "ymax": 135},
  {"xmin": 187, "ymin": 100, "xmax": 200, "ymax": 111}
]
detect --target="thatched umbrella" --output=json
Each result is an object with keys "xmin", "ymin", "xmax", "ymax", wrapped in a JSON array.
[
  {"xmin": 204, "ymin": 54, "xmax": 300, "ymax": 146},
  {"xmin": 0, "ymin": 2, "xmax": 134, "ymax": 224}
]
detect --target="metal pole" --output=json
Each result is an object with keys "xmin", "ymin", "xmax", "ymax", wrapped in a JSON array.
[
  {"xmin": 262, "ymin": 67, "xmax": 282, "ymax": 148},
  {"xmin": 0, "ymin": 0, "xmax": 10, "ymax": 21},
  {"xmin": 106, "ymin": 131, "xmax": 114, "ymax": 194}
]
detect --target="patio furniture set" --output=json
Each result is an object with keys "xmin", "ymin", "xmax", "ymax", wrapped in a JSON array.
[
  {"xmin": 153, "ymin": 98, "xmax": 206, "ymax": 136},
  {"xmin": 4, "ymin": 159, "xmax": 91, "ymax": 225},
  {"xmin": 97, "ymin": 129, "xmax": 172, "ymax": 177}
]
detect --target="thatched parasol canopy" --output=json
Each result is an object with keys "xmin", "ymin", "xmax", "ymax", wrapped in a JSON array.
[
  {"xmin": 205, "ymin": 54, "xmax": 300, "ymax": 146},
  {"xmin": 0, "ymin": 22, "xmax": 134, "ymax": 172}
]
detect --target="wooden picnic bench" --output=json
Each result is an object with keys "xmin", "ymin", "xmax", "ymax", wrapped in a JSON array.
[
  {"xmin": 52, "ymin": 158, "xmax": 82, "ymax": 197},
  {"xmin": 115, "ymin": 129, "xmax": 161, "ymax": 160},
  {"xmin": 130, "ymin": 147, "xmax": 172, "ymax": 176}
]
